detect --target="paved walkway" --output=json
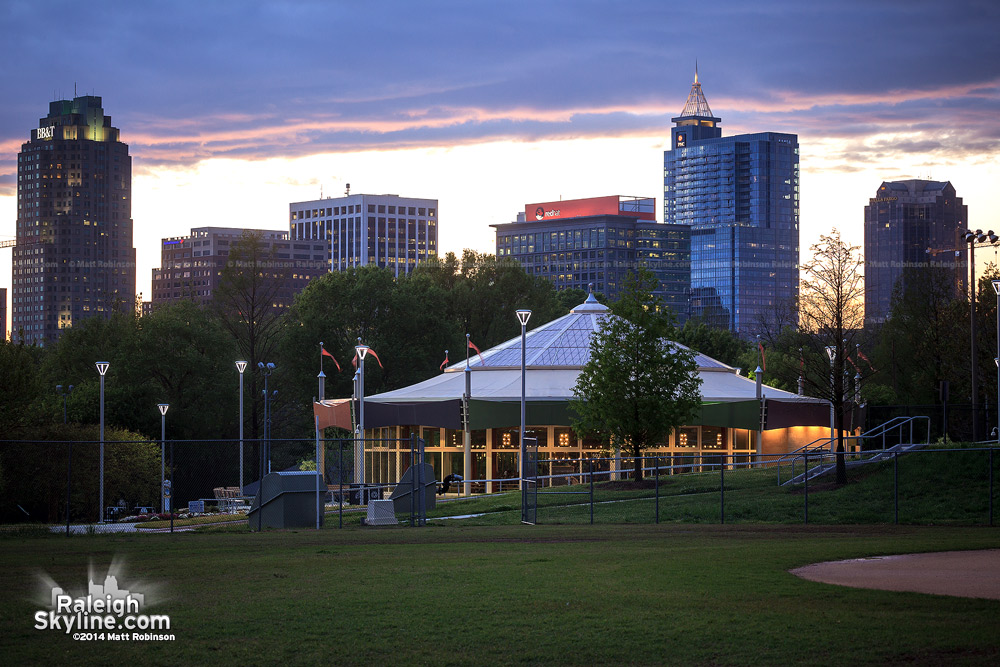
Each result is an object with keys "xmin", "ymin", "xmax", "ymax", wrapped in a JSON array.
[{"xmin": 791, "ymin": 550, "xmax": 1000, "ymax": 600}]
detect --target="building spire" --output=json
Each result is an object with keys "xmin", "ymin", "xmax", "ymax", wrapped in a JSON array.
[{"xmin": 679, "ymin": 65, "xmax": 713, "ymax": 119}]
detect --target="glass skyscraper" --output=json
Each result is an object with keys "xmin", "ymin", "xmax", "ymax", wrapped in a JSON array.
[
  {"xmin": 664, "ymin": 72, "xmax": 799, "ymax": 335},
  {"xmin": 12, "ymin": 96, "xmax": 135, "ymax": 344},
  {"xmin": 863, "ymin": 180, "xmax": 966, "ymax": 325}
]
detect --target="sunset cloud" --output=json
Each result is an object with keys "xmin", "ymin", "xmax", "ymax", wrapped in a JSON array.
[{"xmin": 1, "ymin": 0, "xmax": 998, "ymax": 304}]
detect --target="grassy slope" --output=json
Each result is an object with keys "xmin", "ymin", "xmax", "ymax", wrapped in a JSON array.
[
  {"xmin": 1, "ymin": 525, "xmax": 998, "ymax": 665},
  {"xmin": 421, "ymin": 446, "xmax": 998, "ymax": 526}
]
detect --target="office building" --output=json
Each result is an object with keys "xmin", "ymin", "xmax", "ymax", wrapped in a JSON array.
[
  {"xmin": 664, "ymin": 72, "xmax": 799, "ymax": 335},
  {"xmin": 494, "ymin": 195, "xmax": 690, "ymax": 315},
  {"xmin": 864, "ymin": 180, "xmax": 967, "ymax": 324},
  {"xmin": 150, "ymin": 227, "xmax": 329, "ymax": 309},
  {"xmin": 12, "ymin": 95, "xmax": 135, "ymax": 344},
  {"xmin": 290, "ymin": 193, "xmax": 438, "ymax": 275}
]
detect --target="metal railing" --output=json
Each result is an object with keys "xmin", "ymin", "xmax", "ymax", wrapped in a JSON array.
[{"xmin": 777, "ymin": 416, "xmax": 932, "ymax": 486}]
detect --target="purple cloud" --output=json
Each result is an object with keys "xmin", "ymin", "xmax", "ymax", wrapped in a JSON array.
[{"xmin": 0, "ymin": 0, "xmax": 996, "ymax": 177}]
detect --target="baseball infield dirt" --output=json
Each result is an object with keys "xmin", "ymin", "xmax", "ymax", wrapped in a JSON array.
[{"xmin": 791, "ymin": 549, "xmax": 1000, "ymax": 600}]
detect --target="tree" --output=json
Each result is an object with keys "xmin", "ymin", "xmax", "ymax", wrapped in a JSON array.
[
  {"xmin": 571, "ymin": 270, "xmax": 702, "ymax": 480},
  {"xmin": 282, "ymin": 265, "xmax": 463, "ymax": 431},
  {"xmin": 213, "ymin": 231, "xmax": 289, "ymax": 441},
  {"xmin": 799, "ymin": 230, "xmax": 865, "ymax": 484},
  {"xmin": 672, "ymin": 319, "xmax": 752, "ymax": 371},
  {"xmin": 0, "ymin": 339, "xmax": 45, "ymax": 432},
  {"xmin": 119, "ymin": 301, "xmax": 236, "ymax": 440},
  {"xmin": 873, "ymin": 266, "xmax": 966, "ymax": 407},
  {"xmin": 447, "ymin": 250, "xmax": 564, "ymax": 349}
]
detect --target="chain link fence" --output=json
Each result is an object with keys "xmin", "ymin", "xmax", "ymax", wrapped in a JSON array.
[
  {"xmin": 521, "ymin": 448, "xmax": 998, "ymax": 526},
  {"xmin": 2, "ymin": 439, "xmax": 996, "ymax": 532},
  {"xmin": 0, "ymin": 435, "xmax": 439, "ymax": 534}
]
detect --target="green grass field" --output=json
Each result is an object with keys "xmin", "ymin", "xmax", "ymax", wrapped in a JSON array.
[{"xmin": 1, "ymin": 524, "xmax": 998, "ymax": 665}]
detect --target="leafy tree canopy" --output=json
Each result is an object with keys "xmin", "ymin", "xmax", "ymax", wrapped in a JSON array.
[{"xmin": 571, "ymin": 269, "xmax": 702, "ymax": 480}]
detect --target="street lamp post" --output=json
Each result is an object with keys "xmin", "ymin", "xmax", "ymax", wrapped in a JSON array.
[
  {"xmin": 158, "ymin": 403, "xmax": 169, "ymax": 513},
  {"xmin": 95, "ymin": 362, "xmax": 109, "ymax": 523},
  {"xmin": 57, "ymin": 384, "xmax": 74, "ymax": 536},
  {"xmin": 516, "ymin": 309, "xmax": 531, "ymax": 489},
  {"xmin": 257, "ymin": 362, "xmax": 275, "ymax": 482},
  {"xmin": 965, "ymin": 230, "xmax": 980, "ymax": 441},
  {"xmin": 236, "ymin": 360, "xmax": 247, "ymax": 493},
  {"xmin": 962, "ymin": 229, "xmax": 999, "ymax": 441},
  {"xmin": 355, "ymin": 340, "xmax": 369, "ymax": 486},
  {"xmin": 993, "ymin": 280, "xmax": 1000, "ymax": 443},
  {"xmin": 824, "ymin": 347, "xmax": 836, "ymax": 450}
]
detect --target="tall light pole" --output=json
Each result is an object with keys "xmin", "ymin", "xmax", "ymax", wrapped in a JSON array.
[
  {"xmin": 236, "ymin": 360, "xmax": 247, "ymax": 494},
  {"xmin": 516, "ymin": 309, "xmax": 531, "ymax": 488},
  {"xmin": 258, "ymin": 362, "xmax": 275, "ymax": 479},
  {"xmin": 962, "ymin": 229, "xmax": 999, "ymax": 441},
  {"xmin": 994, "ymin": 279, "xmax": 1000, "ymax": 443},
  {"xmin": 824, "ymin": 347, "xmax": 835, "ymax": 450},
  {"xmin": 95, "ymin": 361, "xmax": 109, "ymax": 523},
  {"xmin": 58, "ymin": 384, "xmax": 74, "ymax": 536},
  {"xmin": 964, "ymin": 230, "xmax": 980, "ymax": 441},
  {"xmin": 755, "ymin": 365, "xmax": 763, "ymax": 458},
  {"xmin": 158, "ymin": 403, "xmax": 169, "ymax": 513},
  {"xmin": 355, "ymin": 340, "xmax": 369, "ymax": 486}
]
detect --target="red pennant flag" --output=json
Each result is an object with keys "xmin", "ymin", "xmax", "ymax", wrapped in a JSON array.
[
  {"xmin": 468, "ymin": 338, "xmax": 483, "ymax": 365},
  {"xmin": 758, "ymin": 341, "xmax": 766, "ymax": 373},
  {"xmin": 857, "ymin": 349, "xmax": 876, "ymax": 372},
  {"xmin": 847, "ymin": 355, "xmax": 862, "ymax": 374},
  {"xmin": 439, "ymin": 351, "xmax": 449, "ymax": 371},
  {"xmin": 352, "ymin": 350, "xmax": 384, "ymax": 369},
  {"xmin": 321, "ymin": 347, "xmax": 341, "ymax": 373}
]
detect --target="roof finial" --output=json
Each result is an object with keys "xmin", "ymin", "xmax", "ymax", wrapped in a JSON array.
[
  {"xmin": 588, "ymin": 282, "xmax": 594, "ymax": 295},
  {"xmin": 678, "ymin": 63, "xmax": 714, "ymax": 118}
]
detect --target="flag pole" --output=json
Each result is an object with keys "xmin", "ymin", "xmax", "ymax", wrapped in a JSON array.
[{"xmin": 464, "ymin": 333, "xmax": 471, "ymax": 496}]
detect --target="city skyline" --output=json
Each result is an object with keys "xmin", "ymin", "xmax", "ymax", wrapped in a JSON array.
[{"xmin": 2, "ymin": 1, "xmax": 999, "ymax": 334}]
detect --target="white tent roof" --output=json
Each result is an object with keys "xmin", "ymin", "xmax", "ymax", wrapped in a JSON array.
[{"xmin": 370, "ymin": 293, "xmax": 824, "ymax": 406}]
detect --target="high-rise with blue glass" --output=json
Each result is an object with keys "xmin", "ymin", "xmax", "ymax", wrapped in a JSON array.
[{"xmin": 664, "ymin": 71, "xmax": 799, "ymax": 335}]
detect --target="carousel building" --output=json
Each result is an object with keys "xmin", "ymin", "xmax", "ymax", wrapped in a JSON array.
[{"xmin": 315, "ymin": 294, "xmax": 831, "ymax": 489}]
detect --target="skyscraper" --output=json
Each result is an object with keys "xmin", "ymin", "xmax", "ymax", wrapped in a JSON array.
[
  {"xmin": 12, "ymin": 95, "xmax": 135, "ymax": 344},
  {"xmin": 664, "ymin": 71, "xmax": 799, "ymax": 335},
  {"xmin": 864, "ymin": 180, "xmax": 967, "ymax": 325}
]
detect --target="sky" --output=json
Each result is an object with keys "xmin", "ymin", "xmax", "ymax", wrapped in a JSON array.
[{"xmin": 2, "ymin": 0, "xmax": 1000, "ymax": 334}]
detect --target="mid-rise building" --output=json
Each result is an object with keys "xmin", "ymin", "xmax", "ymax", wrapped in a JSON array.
[
  {"xmin": 664, "ymin": 72, "xmax": 799, "ymax": 335},
  {"xmin": 12, "ymin": 95, "xmax": 135, "ymax": 344},
  {"xmin": 290, "ymin": 193, "xmax": 438, "ymax": 275},
  {"xmin": 864, "ymin": 180, "xmax": 967, "ymax": 324},
  {"xmin": 494, "ymin": 195, "xmax": 690, "ymax": 315},
  {"xmin": 150, "ymin": 227, "xmax": 329, "ymax": 309}
]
